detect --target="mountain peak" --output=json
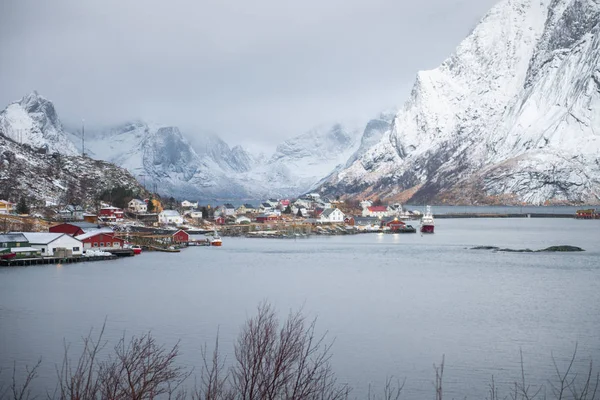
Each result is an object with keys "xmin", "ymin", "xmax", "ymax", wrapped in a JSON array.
[
  {"xmin": 0, "ymin": 92, "xmax": 78, "ymax": 155},
  {"xmin": 317, "ymin": 0, "xmax": 600, "ymax": 205}
]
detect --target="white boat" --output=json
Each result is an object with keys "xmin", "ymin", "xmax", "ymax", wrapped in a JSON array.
[
  {"xmin": 420, "ymin": 206, "xmax": 435, "ymax": 234},
  {"xmin": 209, "ymin": 230, "xmax": 222, "ymax": 246}
]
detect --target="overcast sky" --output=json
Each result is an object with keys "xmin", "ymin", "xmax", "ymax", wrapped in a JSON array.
[{"xmin": 0, "ymin": 0, "xmax": 498, "ymax": 150}]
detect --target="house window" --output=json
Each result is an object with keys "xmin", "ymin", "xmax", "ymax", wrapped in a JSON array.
[
  {"xmin": 73, "ymin": 247, "xmax": 80, "ymax": 252},
  {"xmin": 93, "ymin": 242, "xmax": 98, "ymax": 247},
  {"xmin": 53, "ymin": 248, "xmax": 57, "ymax": 253},
  {"xmin": 113, "ymin": 242, "xmax": 119, "ymax": 247},
  {"xmin": 41, "ymin": 248, "xmax": 45, "ymax": 253},
  {"xmin": 100, "ymin": 242, "xmax": 105, "ymax": 247}
]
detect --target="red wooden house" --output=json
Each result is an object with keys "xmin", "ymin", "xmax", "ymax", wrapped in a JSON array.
[
  {"xmin": 172, "ymin": 230, "xmax": 190, "ymax": 243},
  {"xmin": 344, "ymin": 216, "xmax": 355, "ymax": 226},
  {"xmin": 75, "ymin": 231, "xmax": 124, "ymax": 250},
  {"xmin": 382, "ymin": 218, "xmax": 406, "ymax": 231},
  {"xmin": 214, "ymin": 216, "xmax": 226, "ymax": 225},
  {"xmin": 98, "ymin": 206, "xmax": 124, "ymax": 221},
  {"xmin": 256, "ymin": 214, "xmax": 278, "ymax": 223}
]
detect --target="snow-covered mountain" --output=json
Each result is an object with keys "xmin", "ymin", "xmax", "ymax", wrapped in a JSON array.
[
  {"xmin": 240, "ymin": 123, "xmax": 362, "ymax": 197},
  {"xmin": 84, "ymin": 122, "xmax": 251, "ymax": 199},
  {"xmin": 0, "ymin": 132, "xmax": 145, "ymax": 207},
  {"xmin": 318, "ymin": 0, "xmax": 600, "ymax": 205},
  {"xmin": 85, "ymin": 120, "xmax": 361, "ymax": 199},
  {"xmin": 0, "ymin": 92, "xmax": 79, "ymax": 155}
]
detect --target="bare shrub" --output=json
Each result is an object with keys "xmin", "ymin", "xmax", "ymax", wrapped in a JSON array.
[
  {"xmin": 50, "ymin": 322, "xmax": 189, "ymax": 400},
  {"xmin": 229, "ymin": 302, "xmax": 350, "ymax": 400},
  {"xmin": 98, "ymin": 333, "xmax": 189, "ymax": 400},
  {"xmin": 0, "ymin": 360, "xmax": 41, "ymax": 400},
  {"xmin": 367, "ymin": 377, "xmax": 405, "ymax": 400}
]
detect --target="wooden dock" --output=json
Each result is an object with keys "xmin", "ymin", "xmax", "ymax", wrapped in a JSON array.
[{"xmin": 0, "ymin": 254, "xmax": 117, "ymax": 267}]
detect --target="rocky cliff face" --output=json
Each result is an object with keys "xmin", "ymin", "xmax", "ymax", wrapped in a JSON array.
[
  {"xmin": 318, "ymin": 0, "xmax": 600, "ymax": 205},
  {"xmin": 0, "ymin": 133, "xmax": 145, "ymax": 207},
  {"xmin": 0, "ymin": 92, "xmax": 79, "ymax": 155}
]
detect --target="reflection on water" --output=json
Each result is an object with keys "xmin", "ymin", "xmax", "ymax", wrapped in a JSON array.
[{"xmin": 1, "ymin": 218, "xmax": 599, "ymax": 399}]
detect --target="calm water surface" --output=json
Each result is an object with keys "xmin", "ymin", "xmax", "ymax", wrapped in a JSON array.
[{"xmin": 1, "ymin": 218, "xmax": 599, "ymax": 399}]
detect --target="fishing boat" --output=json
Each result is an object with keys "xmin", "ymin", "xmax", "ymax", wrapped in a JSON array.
[
  {"xmin": 420, "ymin": 206, "xmax": 435, "ymax": 234},
  {"xmin": 131, "ymin": 245, "xmax": 142, "ymax": 255},
  {"xmin": 210, "ymin": 229, "xmax": 222, "ymax": 246}
]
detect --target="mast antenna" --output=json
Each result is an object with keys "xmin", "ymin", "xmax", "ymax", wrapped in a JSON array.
[{"xmin": 81, "ymin": 119, "xmax": 85, "ymax": 156}]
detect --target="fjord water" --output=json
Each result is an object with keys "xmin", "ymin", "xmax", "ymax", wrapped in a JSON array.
[{"xmin": 1, "ymin": 218, "xmax": 599, "ymax": 399}]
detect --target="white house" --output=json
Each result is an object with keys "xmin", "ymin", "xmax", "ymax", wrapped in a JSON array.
[
  {"xmin": 185, "ymin": 210, "xmax": 204, "ymax": 219},
  {"xmin": 360, "ymin": 200, "xmax": 373, "ymax": 209},
  {"xmin": 128, "ymin": 199, "xmax": 147, "ymax": 213},
  {"xmin": 260, "ymin": 203, "xmax": 274, "ymax": 214},
  {"xmin": 294, "ymin": 198, "xmax": 313, "ymax": 209},
  {"xmin": 235, "ymin": 216, "xmax": 251, "ymax": 224},
  {"xmin": 22, "ymin": 232, "xmax": 83, "ymax": 257},
  {"xmin": 0, "ymin": 200, "xmax": 15, "ymax": 215},
  {"xmin": 222, "ymin": 204, "xmax": 236, "ymax": 216},
  {"xmin": 58, "ymin": 205, "xmax": 84, "ymax": 221},
  {"xmin": 291, "ymin": 206, "xmax": 309, "ymax": 217},
  {"xmin": 158, "ymin": 210, "xmax": 184, "ymax": 225},
  {"xmin": 362, "ymin": 206, "xmax": 390, "ymax": 218},
  {"xmin": 181, "ymin": 200, "xmax": 198, "ymax": 209},
  {"xmin": 318, "ymin": 208, "xmax": 345, "ymax": 224}
]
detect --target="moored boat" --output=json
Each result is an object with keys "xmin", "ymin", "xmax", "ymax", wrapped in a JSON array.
[
  {"xmin": 131, "ymin": 246, "xmax": 142, "ymax": 255},
  {"xmin": 420, "ymin": 206, "xmax": 435, "ymax": 234},
  {"xmin": 209, "ymin": 229, "xmax": 222, "ymax": 246},
  {"xmin": 0, "ymin": 251, "xmax": 17, "ymax": 260}
]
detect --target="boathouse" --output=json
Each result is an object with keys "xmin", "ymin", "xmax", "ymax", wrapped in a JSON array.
[
  {"xmin": 383, "ymin": 218, "xmax": 406, "ymax": 231},
  {"xmin": 75, "ymin": 231, "xmax": 125, "ymax": 250},
  {"xmin": 0, "ymin": 233, "xmax": 29, "ymax": 248},
  {"xmin": 171, "ymin": 229, "xmax": 190, "ymax": 244},
  {"xmin": 21, "ymin": 232, "xmax": 83, "ymax": 256},
  {"xmin": 256, "ymin": 214, "xmax": 278, "ymax": 223}
]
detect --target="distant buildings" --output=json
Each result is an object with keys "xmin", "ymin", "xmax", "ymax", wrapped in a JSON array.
[
  {"xmin": 21, "ymin": 232, "xmax": 83, "ymax": 257},
  {"xmin": 0, "ymin": 200, "xmax": 15, "ymax": 214},
  {"xmin": 181, "ymin": 200, "xmax": 198, "ymax": 209},
  {"xmin": 99, "ymin": 206, "xmax": 124, "ymax": 222},
  {"xmin": 158, "ymin": 210, "xmax": 184, "ymax": 225},
  {"xmin": 128, "ymin": 199, "xmax": 147, "ymax": 213}
]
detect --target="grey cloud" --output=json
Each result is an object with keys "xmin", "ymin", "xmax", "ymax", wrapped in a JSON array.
[{"xmin": 0, "ymin": 0, "xmax": 498, "ymax": 148}]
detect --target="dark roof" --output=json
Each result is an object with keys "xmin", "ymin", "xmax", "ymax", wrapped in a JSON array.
[
  {"xmin": 321, "ymin": 208, "xmax": 337, "ymax": 218},
  {"xmin": 243, "ymin": 204, "xmax": 255, "ymax": 208},
  {"xmin": 58, "ymin": 222, "xmax": 100, "ymax": 228},
  {"xmin": 224, "ymin": 203, "xmax": 235, "ymax": 208},
  {"xmin": 261, "ymin": 203, "xmax": 272, "ymax": 207},
  {"xmin": 0, "ymin": 233, "xmax": 28, "ymax": 243}
]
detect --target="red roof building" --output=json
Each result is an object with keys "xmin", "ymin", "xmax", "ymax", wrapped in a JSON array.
[
  {"xmin": 49, "ymin": 222, "xmax": 101, "ymax": 236},
  {"xmin": 75, "ymin": 231, "xmax": 124, "ymax": 250},
  {"xmin": 256, "ymin": 214, "xmax": 278, "ymax": 223},
  {"xmin": 98, "ymin": 206, "xmax": 124, "ymax": 221},
  {"xmin": 172, "ymin": 230, "xmax": 190, "ymax": 243}
]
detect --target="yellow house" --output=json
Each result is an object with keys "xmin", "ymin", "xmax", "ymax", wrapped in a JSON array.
[{"xmin": 0, "ymin": 200, "xmax": 15, "ymax": 214}]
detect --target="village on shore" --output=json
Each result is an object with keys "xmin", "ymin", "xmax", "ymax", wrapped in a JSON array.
[
  {"xmin": 0, "ymin": 193, "xmax": 426, "ymax": 265},
  {"xmin": 2, "ymin": 191, "xmax": 599, "ymax": 266}
]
